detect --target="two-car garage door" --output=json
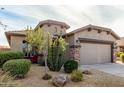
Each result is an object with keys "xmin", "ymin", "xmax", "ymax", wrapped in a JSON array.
[{"xmin": 80, "ymin": 43, "xmax": 111, "ymax": 65}]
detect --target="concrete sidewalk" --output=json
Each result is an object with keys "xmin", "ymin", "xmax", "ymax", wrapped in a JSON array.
[{"xmin": 80, "ymin": 63, "xmax": 124, "ymax": 78}]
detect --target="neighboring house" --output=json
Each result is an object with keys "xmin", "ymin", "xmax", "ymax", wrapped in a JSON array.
[
  {"xmin": 116, "ymin": 37, "xmax": 124, "ymax": 52},
  {"xmin": 0, "ymin": 45, "xmax": 10, "ymax": 51},
  {"xmin": 5, "ymin": 19, "xmax": 120, "ymax": 65}
]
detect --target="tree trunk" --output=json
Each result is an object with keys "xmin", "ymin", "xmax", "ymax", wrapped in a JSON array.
[
  {"xmin": 44, "ymin": 51, "xmax": 48, "ymax": 74},
  {"xmin": 44, "ymin": 54, "xmax": 47, "ymax": 73}
]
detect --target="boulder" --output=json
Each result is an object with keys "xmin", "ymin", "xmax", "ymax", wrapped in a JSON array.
[
  {"xmin": 82, "ymin": 70, "xmax": 92, "ymax": 75},
  {"xmin": 52, "ymin": 74, "xmax": 69, "ymax": 87}
]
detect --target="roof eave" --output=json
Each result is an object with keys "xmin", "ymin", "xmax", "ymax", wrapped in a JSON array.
[
  {"xmin": 66, "ymin": 25, "xmax": 120, "ymax": 40},
  {"xmin": 34, "ymin": 20, "xmax": 70, "ymax": 30},
  {"xmin": 5, "ymin": 32, "xmax": 11, "ymax": 45},
  {"xmin": 110, "ymin": 30, "xmax": 120, "ymax": 40},
  {"xmin": 5, "ymin": 31, "xmax": 26, "ymax": 46}
]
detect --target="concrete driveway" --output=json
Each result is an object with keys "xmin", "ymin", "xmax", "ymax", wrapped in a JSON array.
[{"xmin": 80, "ymin": 63, "xmax": 124, "ymax": 77}]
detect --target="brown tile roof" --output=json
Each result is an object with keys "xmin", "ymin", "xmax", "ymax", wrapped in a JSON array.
[
  {"xmin": 35, "ymin": 19, "xmax": 70, "ymax": 29},
  {"xmin": 5, "ymin": 30, "xmax": 26, "ymax": 35}
]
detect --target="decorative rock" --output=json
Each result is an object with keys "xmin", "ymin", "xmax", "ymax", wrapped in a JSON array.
[
  {"xmin": 52, "ymin": 74, "xmax": 69, "ymax": 87},
  {"xmin": 82, "ymin": 70, "xmax": 92, "ymax": 75},
  {"xmin": 42, "ymin": 73, "xmax": 52, "ymax": 80}
]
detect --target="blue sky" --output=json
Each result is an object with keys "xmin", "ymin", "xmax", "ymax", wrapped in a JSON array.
[{"xmin": 1, "ymin": 5, "xmax": 124, "ymax": 46}]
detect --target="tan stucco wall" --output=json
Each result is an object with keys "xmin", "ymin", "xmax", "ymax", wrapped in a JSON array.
[
  {"xmin": 74, "ymin": 29, "xmax": 116, "ymax": 44},
  {"xmin": 10, "ymin": 24, "xmax": 68, "ymax": 51},
  {"xmin": 42, "ymin": 24, "xmax": 67, "ymax": 35},
  {"xmin": 116, "ymin": 39, "xmax": 124, "ymax": 46},
  {"xmin": 116, "ymin": 38, "xmax": 124, "ymax": 52},
  {"xmin": 65, "ymin": 35, "xmax": 75, "ymax": 45},
  {"xmin": 10, "ymin": 36, "xmax": 25, "ymax": 51},
  {"xmin": 64, "ymin": 35, "xmax": 74, "ymax": 61}
]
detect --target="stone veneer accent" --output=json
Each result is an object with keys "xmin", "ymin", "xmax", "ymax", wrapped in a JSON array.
[{"xmin": 69, "ymin": 45, "xmax": 81, "ymax": 62}]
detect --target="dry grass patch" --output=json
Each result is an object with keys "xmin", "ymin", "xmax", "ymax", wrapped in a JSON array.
[{"xmin": 0, "ymin": 64, "xmax": 124, "ymax": 87}]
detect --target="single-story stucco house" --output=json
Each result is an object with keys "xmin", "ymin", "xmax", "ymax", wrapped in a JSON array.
[{"xmin": 5, "ymin": 20, "xmax": 120, "ymax": 65}]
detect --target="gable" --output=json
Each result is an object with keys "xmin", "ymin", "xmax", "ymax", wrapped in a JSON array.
[
  {"xmin": 74, "ymin": 28, "xmax": 117, "ymax": 45},
  {"xmin": 66, "ymin": 24, "xmax": 120, "ymax": 40}
]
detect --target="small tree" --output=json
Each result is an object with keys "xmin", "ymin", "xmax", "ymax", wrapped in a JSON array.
[{"xmin": 26, "ymin": 27, "xmax": 52, "ymax": 78}]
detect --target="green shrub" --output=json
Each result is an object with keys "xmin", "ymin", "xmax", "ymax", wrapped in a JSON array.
[
  {"xmin": 3, "ymin": 59, "xmax": 31, "ymax": 78},
  {"xmin": 116, "ymin": 52, "xmax": 123, "ymax": 57},
  {"xmin": 71, "ymin": 70, "xmax": 83, "ymax": 82},
  {"xmin": 0, "ymin": 51, "xmax": 24, "ymax": 67},
  {"xmin": 120, "ymin": 53, "xmax": 124, "ymax": 63},
  {"xmin": 64, "ymin": 60, "xmax": 78, "ymax": 73}
]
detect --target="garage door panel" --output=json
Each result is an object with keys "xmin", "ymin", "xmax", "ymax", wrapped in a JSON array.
[
  {"xmin": 98, "ymin": 44, "xmax": 111, "ymax": 63},
  {"xmin": 80, "ymin": 43, "xmax": 111, "ymax": 65}
]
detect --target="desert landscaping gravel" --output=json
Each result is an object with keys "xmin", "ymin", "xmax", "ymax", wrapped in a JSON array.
[{"xmin": 1, "ymin": 64, "xmax": 124, "ymax": 87}]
